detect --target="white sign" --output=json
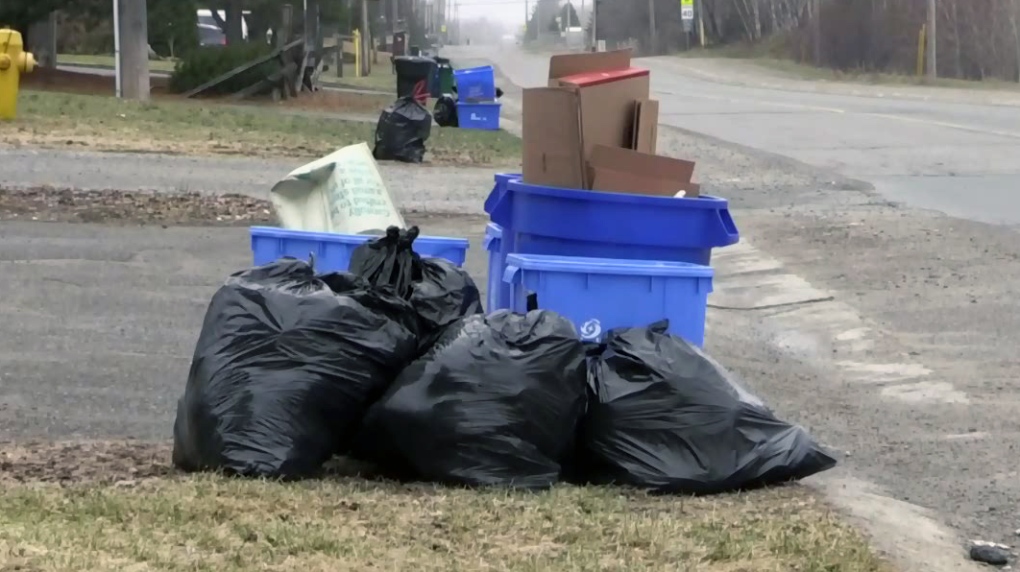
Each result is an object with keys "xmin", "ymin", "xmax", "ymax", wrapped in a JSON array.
[{"xmin": 681, "ymin": 7, "xmax": 695, "ymax": 20}]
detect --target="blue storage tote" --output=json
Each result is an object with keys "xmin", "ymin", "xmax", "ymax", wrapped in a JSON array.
[
  {"xmin": 490, "ymin": 180, "xmax": 739, "ymax": 267},
  {"xmin": 453, "ymin": 65, "xmax": 496, "ymax": 101},
  {"xmin": 503, "ymin": 253, "xmax": 714, "ymax": 346},
  {"xmin": 250, "ymin": 227, "xmax": 470, "ymax": 272},
  {"xmin": 483, "ymin": 223, "xmax": 503, "ymax": 312},
  {"xmin": 484, "ymin": 172, "xmax": 521, "ymax": 214},
  {"xmin": 483, "ymin": 173, "xmax": 520, "ymax": 311},
  {"xmin": 457, "ymin": 102, "xmax": 501, "ymax": 130}
]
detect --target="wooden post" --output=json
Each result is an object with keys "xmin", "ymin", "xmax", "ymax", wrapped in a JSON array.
[
  {"xmin": 336, "ymin": 33, "xmax": 344, "ymax": 77},
  {"xmin": 278, "ymin": 3, "xmax": 293, "ymax": 48},
  {"xmin": 360, "ymin": 0, "xmax": 371, "ymax": 76},
  {"xmin": 647, "ymin": 0, "xmax": 656, "ymax": 54},
  {"xmin": 811, "ymin": 0, "xmax": 821, "ymax": 66},
  {"xmin": 118, "ymin": 0, "xmax": 150, "ymax": 101},
  {"xmin": 927, "ymin": 0, "xmax": 937, "ymax": 79}
]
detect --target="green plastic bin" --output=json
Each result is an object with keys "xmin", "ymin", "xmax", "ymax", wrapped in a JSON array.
[{"xmin": 433, "ymin": 56, "xmax": 455, "ymax": 97}]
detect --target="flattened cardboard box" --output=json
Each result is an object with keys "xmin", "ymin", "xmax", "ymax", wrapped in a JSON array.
[
  {"xmin": 522, "ymin": 88, "xmax": 585, "ymax": 189},
  {"xmin": 522, "ymin": 49, "xmax": 650, "ymax": 189},
  {"xmin": 589, "ymin": 144, "xmax": 700, "ymax": 198}
]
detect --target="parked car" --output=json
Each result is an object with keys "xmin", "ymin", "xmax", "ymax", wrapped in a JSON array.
[
  {"xmin": 197, "ymin": 23, "xmax": 227, "ymax": 47},
  {"xmin": 196, "ymin": 8, "xmax": 250, "ymax": 42}
]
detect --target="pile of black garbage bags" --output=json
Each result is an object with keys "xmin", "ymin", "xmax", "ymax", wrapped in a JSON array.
[{"xmin": 172, "ymin": 226, "xmax": 836, "ymax": 492}]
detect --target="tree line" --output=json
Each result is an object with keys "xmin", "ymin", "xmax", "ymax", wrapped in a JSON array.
[{"xmin": 595, "ymin": 0, "xmax": 1020, "ymax": 82}]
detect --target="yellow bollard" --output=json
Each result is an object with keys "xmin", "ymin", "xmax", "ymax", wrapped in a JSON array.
[
  {"xmin": 353, "ymin": 29, "xmax": 362, "ymax": 78},
  {"xmin": 0, "ymin": 27, "xmax": 36, "ymax": 120}
]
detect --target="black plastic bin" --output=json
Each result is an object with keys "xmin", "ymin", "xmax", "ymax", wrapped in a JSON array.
[{"xmin": 395, "ymin": 56, "xmax": 438, "ymax": 104}]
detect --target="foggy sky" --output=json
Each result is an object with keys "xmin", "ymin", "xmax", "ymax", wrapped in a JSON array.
[{"xmin": 455, "ymin": 0, "xmax": 590, "ymax": 32}]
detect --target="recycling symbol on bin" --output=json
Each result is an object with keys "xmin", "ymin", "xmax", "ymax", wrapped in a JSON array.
[{"xmin": 579, "ymin": 319, "xmax": 602, "ymax": 341}]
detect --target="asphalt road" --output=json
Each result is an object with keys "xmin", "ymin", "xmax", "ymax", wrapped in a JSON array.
[{"xmin": 448, "ymin": 45, "xmax": 1020, "ymax": 227}]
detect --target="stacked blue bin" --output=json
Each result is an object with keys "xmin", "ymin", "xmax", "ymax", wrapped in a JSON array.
[
  {"xmin": 483, "ymin": 177, "xmax": 739, "ymax": 346},
  {"xmin": 454, "ymin": 65, "xmax": 501, "ymax": 131},
  {"xmin": 250, "ymin": 227, "xmax": 470, "ymax": 272}
]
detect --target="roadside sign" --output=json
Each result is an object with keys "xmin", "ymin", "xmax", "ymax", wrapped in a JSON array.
[
  {"xmin": 681, "ymin": 0, "xmax": 694, "ymax": 20},
  {"xmin": 441, "ymin": 24, "xmax": 447, "ymax": 33}
]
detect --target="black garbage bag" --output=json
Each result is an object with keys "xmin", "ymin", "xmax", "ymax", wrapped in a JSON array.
[
  {"xmin": 350, "ymin": 226, "xmax": 483, "ymax": 352},
  {"xmin": 410, "ymin": 257, "xmax": 484, "ymax": 351},
  {"xmin": 349, "ymin": 226, "xmax": 421, "ymax": 299},
  {"xmin": 433, "ymin": 94, "xmax": 458, "ymax": 127},
  {"xmin": 372, "ymin": 96, "xmax": 432, "ymax": 163},
  {"xmin": 171, "ymin": 260, "xmax": 420, "ymax": 480},
  {"xmin": 578, "ymin": 321, "xmax": 837, "ymax": 495},
  {"xmin": 355, "ymin": 310, "xmax": 588, "ymax": 489}
]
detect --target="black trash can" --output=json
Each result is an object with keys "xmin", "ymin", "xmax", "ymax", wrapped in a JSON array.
[{"xmin": 394, "ymin": 56, "xmax": 438, "ymax": 104}]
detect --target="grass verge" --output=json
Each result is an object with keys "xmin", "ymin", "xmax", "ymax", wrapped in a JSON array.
[
  {"xmin": 58, "ymin": 53, "xmax": 177, "ymax": 73},
  {"xmin": 0, "ymin": 441, "xmax": 888, "ymax": 572},
  {"xmin": 682, "ymin": 43, "xmax": 1020, "ymax": 92},
  {"xmin": 319, "ymin": 63, "xmax": 398, "ymax": 93},
  {"xmin": 5, "ymin": 90, "xmax": 521, "ymax": 167}
]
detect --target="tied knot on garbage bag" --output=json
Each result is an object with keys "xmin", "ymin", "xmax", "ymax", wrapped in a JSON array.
[{"xmin": 349, "ymin": 225, "xmax": 484, "ymax": 351}]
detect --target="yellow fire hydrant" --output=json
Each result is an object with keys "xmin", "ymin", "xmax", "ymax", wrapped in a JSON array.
[{"xmin": 0, "ymin": 27, "xmax": 36, "ymax": 120}]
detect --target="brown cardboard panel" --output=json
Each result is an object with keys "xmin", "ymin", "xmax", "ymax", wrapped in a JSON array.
[
  {"xmin": 522, "ymin": 88, "xmax": 586, "ymax": 188},
  {"xmin": 548, "ymin": 49, "xmax": 632, "ymax": 81},
  {"xmin": 589, "ymin": 144, "xmax": 699, "ymax": 198},
  {"xmin": 590, "ymin": 144, "xmax": 694, "ymax": 183},
  {"xmin": 633, "ymin": 99, "xmax": 659, "ymax": 154},
  {"xmin": 592, "ymin": 169, "xmax": 701, "ymax": 198},
  {"xmin": 574, "ymin": 76, "xmax": 650, "ymax": 187}
]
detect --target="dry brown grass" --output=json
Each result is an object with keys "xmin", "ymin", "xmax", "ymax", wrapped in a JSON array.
[{"xmin": 0, "ymin": 441, "xmax": 890, "ymax": 572}]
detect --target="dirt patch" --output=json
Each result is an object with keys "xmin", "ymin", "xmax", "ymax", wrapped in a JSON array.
[
  {"xmin": 22, "ymin": 68, "xmax": 171, "ymax": 97},
  {"xmin": 0, "ymin": 187, "xmax": 276, "ymax": 226},
  {"xmin": 0, "ymin": 441, "xmax": 173, "ymax": 485},
  {"xmin": 267, "ymin": 89, "xmax": 394, "ymax": 115}
]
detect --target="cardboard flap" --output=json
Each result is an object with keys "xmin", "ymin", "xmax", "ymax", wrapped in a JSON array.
[
  {"xmin": 548, "ymin": 49, "xmax": 632, "ymax": 80},
  {"xmin": 589, "ymin": 145, "xmax": 698, "ymax": 197},
  {"xmin": 590, "ymin": 145, "xmax": 694, "ymax": 182},
  {"xmin": 632, "ymin": 99, "xmax": 659, "ymax": 154},
  {"xmin": 522, "ymin": 88, "xmax": 585, "ymax": 188}
]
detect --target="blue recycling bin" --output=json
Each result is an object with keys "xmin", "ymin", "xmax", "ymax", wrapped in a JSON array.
[
  {"xmin": 484, "ymin": 180, "xmax": 738, "ymax": 310},
  {"xmin": 453, "ymin": 65, "xmax": 496, "ymax": 101},
  {"xmin": 483, "ymin": 173, "xmax": 521, "ymax": 310},
  {"xmin": 503, "ymin": 253, "xmax": 714, "ymax": 345},
  {"xmin": 457, "ymin": 102, "xmax": 501, "ymax": 130},
  {"xmin": 250, "ymin": 227, "xmax": 470, "ymax": 272}
]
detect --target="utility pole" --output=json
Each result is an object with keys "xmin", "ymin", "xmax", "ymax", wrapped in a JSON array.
[
  {"xmin": 927, "ymin": 0, "xmax": 937, "ymax": 78},
  {"xmin": 697, "ymin": 0, "xmax": 705, "ymax": 47},
  {"xmin": 361, "ymin": 0, "xmax": 370, "ymax": 75},
  {"xmin": 811, "ymin": 0, "xmax": 821, "ymax": 66},
  {"xmin": 117, "ymin": 0, "xmax": 150, "ymax": 101},
  {"xmin": 647, "ymin": 0, "xmax": 656, "ymax": 54}
]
